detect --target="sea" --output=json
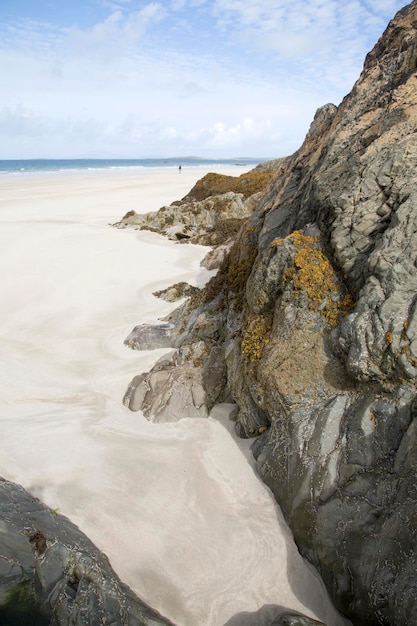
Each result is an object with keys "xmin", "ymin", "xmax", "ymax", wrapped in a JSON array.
[{"xmin": 0, "ymin": 157, "xmax": 262, "ymax": 175}]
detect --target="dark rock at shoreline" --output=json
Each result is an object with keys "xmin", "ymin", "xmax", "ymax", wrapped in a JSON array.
[
  {"xmin": 122, "ymin": 2, "xmax": 417, "ymax": 624},
  {"xmin": 0, "ymin": 477, "xmax": 174, "ymax": 625}
]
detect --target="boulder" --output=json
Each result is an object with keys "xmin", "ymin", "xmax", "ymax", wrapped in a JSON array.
[
  {"xmin": 224, "ymin": 605, "xmax": 326, "ymax": 625},
  {"xmin": 0, "ymin": 477, "xmax": 174, "ymax": 625},
  {"xmin": 152, "ymin": 282, "xmax": 200, "ymax": 302},
  {"xmin": 200, "ymin": 241, "xmax": 234, "ymax": 270},
  {"xmin": 123, "ymin": 340, "xmax": 227, "ymax": 421},
  {"xmin": 124, "ymin": 323, "xmax": 175, "ymax": 350},
  {"xmin": 114, "ymin": 191, "xmax": 255, "ymax": 245}
]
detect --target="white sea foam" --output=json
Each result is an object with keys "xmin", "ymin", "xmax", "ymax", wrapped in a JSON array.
[{"xmin": 0, "ymin": 168, "xmax": 349, "ymax": 626}]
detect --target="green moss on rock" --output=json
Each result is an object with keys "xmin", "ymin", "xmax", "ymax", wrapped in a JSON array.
[{"xmin": 0, "ymin": 582, "xmax": 48, "ymax": 626}]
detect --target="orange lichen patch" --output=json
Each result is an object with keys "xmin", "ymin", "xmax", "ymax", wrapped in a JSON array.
[
  {"xmin": 386, "ymin": 331, "xmax": 393, "ymax": 344},
  {"xmin": 279, "ymin": 230, "xmax": 354, "ymax": 327},
  {"xmin": 241, "ymin": 315, "xmax": 272, "ymax": 363}
]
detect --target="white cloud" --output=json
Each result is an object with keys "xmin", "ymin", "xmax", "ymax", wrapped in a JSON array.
[
  {"xmin": 0, "ymin": 105, "xmax": 49, "ymax": 137},
  {"xmin": 171, "ymin": 0, "xmax": 186, "ymax": 9},
  {"xmin": 63, "ymin": 3, "xmax": 165, "ymax": 60},
  {"xmin": 206, "ymin": 117, "xmax": 272, "ymax": 148},
  {"xmin": 0, "ymin": 0, "xmax": 407, "ymax": 158},
  {"xmin": 0, "ymin": 94, "xmax": 313, "ymax": 158},
  {"xmin": 365, "ymin": 0, "xmax": 405, "ymax": 11},
  {"xmin": 209, "ymin": 0, "xmax": 395, "ymax": 62}
]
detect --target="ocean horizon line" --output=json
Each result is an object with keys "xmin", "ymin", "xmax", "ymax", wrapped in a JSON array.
[
  {"xmin": 0, "ymin": 155, "xmax": 268, "ymax": 161},
  {"xmin": 0, "ymin": 156, "xmax": 268, "ymax": 175}
]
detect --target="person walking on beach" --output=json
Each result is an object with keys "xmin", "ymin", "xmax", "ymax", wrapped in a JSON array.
[{"xmin": 179, "ymin": 165, "xmax": 182, "ymax": 173}]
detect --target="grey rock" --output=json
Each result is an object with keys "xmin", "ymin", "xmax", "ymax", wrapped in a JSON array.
[
  {"xmin": 200, "ymin": 241, "xmax": 234, "ymax": 270},
  {"xmin": 254, "ymin": 157, "xmax": 291, "ymax": 173},
  {"xmin": 113, "ymin": 191, "xmax": 253, "ymax": 245},
  {"xmin": 272, "ymin": 613, "xmax": 325, "ymax": 626},
  {"xmin": 124, "ymin": 323, "xmax": 175, "ymax": 351},
  {"xmin": 0, "ymin": 477, "xmax": 174, "ymax": 625},
  {"xmin": 224, "ymin": 605, "xmax": 325, "ymax": 626},
  {"xmin": 123, "ymin": 357, "xmax": 209, "ymax": 420},
  {"xmin": 232, "ymin": 5, "xmax": 417, "ymax": 622},
  {"xmin": 123, "ymin": 341, "xmax": 227, "ymax": 421},
  {"xmin": 152, "ymin": 282, "xmax": 200, "ymax": 302}
]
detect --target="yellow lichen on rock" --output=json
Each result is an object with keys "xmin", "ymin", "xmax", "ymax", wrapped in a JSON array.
[
  {"xmin": 241, "ymin": 315, "xmax": 272, "ymax": 363},
  {"xmin": 270, "ymin": 231, "xmax": 316, "ymax": 249},
  {"xmin": 280, "ymin": 231, "xmax": 354, "ymax": 326}
]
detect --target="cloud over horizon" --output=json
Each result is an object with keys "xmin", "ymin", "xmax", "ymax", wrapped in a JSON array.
[{"xmin": 0, "ymin": 0, "xmax": 407, "ymax": 158}]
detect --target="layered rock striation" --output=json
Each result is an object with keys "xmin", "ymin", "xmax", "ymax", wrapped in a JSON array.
[{"xmin": 123, "ymin": 2, "xmax": 417, "ymax": 624}]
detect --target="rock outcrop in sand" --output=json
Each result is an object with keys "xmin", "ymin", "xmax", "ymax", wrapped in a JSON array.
[
  {"xmin": 113, "ymin": 168, "xmax": 276, "ymax": 245},
  {"xmin": 124, "ymin": 2, "xmax": 417, "ymax": 623}
]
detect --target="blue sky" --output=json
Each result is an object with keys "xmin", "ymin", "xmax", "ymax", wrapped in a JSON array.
[{"xmin": 0, "ymin": 0, "xmax": 407, "ymax": 159}]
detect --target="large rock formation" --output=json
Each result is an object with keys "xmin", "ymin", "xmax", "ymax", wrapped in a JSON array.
[
  {"xmin": 123, "ymin": 2, "xmax": 417, "ymax": 624},
  {"xmin": 0, "ymin": 478, "xmax": 173, "ymax": 625},
  {"xmin": 113, "ymin": 168, "xmax": 275, "ymax": 245}
]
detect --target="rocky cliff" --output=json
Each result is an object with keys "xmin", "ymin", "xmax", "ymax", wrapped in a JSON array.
[{"xmin": 123, "ymin": 2, "xmax": 417, "ymax": 624}]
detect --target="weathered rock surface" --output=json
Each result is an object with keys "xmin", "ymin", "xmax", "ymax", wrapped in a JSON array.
[
  {"xmin": 200, "ymin": 241, "xmax": 234, "ymax": 270},
  {"xmin": 224, "ymin": 605, "xmax": 326, "ymax": 625},
  {"xmin": 113, "ymin": 167, "xmax": 276, "ymax": 245},
  {"xmin": 0, "ymin": 477, "xmax": 174, "ymax": 625},
  {"xmin": 114, "ymin": 190, "xmax": 258, "ymax": 245},
  {"xmin": 152, "ymin": 281, "xmax": 200, "ymax": 302},
  {"xmin": 123, "ymin": 3, "xmax": 417, "ymax": 624},
  {"xmin": 123, "ymin": 319, "xmax": 228, "ymax": 420},
  {"xmin": 179, "ymin": 168, "xmax": 276, "ymax": 202},
  {"xmin": 124, "ymin": 323, "xmax": 176, "ymax": 350}
]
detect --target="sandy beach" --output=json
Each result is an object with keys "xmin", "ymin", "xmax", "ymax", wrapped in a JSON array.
[
  {"xmin": 0, "ymin": 166, "xmax": 348, "ymax": 626},
  {"xmin": 0, "ymin": 166, "xmax": 250, "ymax": 221}
]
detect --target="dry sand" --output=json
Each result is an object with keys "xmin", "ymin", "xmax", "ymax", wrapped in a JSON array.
[
  {"xmin": 0, "ymin": 166, "xmax": 349, "ymax": 626},
  {"xmin": 0, "ymin": 165, "xmax": 249, "ymax": 222}
]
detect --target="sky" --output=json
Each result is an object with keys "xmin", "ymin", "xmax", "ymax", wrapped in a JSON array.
[{"xmin": 0, "ymin": 0, "xmax": 408, "ymax": 159}]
